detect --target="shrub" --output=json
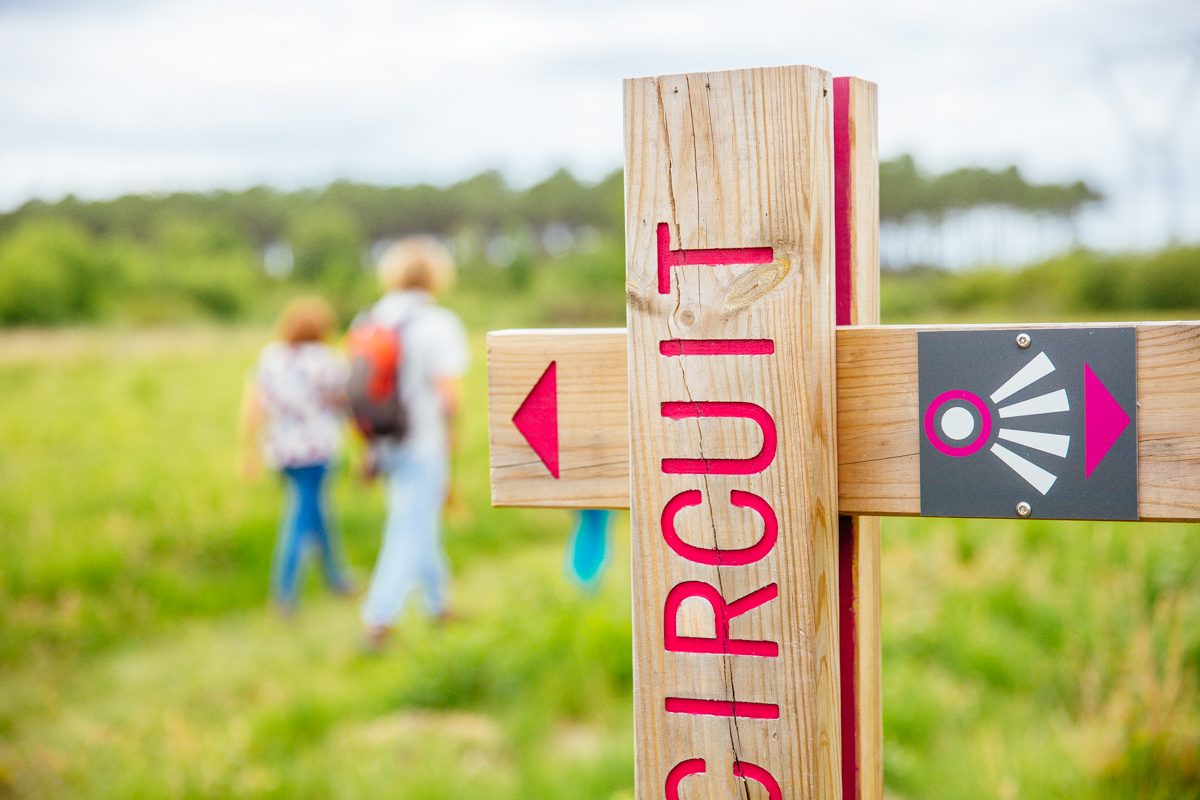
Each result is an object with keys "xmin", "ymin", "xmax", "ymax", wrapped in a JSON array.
[
  {"xmin": 0, "ymin": 219, "xmax": 119, "ymax": 325},
  {"xmin": 1139, "ymin": 246, "xmax": 1200, "ymax": 311}
]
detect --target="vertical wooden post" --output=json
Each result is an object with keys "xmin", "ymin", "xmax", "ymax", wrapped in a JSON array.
[
  {"xmin": 625, "ymin": 66, "xmax": 839, "ymax": 800},
  {"xmin": 834, "ymin": 76, "xmax": 882, "ymax": 800}
]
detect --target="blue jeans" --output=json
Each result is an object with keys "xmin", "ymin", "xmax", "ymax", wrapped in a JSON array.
[
  {"xmin": 361, "ymin": 446, "xmax": 450, "ymax": 628},
  {"xmin": 272, "ymin": 462, "xmax": 349, "ymax": 609}
]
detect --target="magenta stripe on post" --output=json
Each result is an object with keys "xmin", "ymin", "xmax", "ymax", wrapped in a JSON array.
[
  {"xmin": 659, "ymin": 339, "xmax": 775, "ymax": 356},
  {"xmin": 834, "ymin": 76, "xmax": 853, "ymax": 327},
  {"xmin": 835, "ymin": 75, "xmax": 861, "ymax": 800},
  {"xmin": 838, "ymin": 514, "xmax": 860, "ymax": 800},
  {"xmin": 665, "ymin": 697, "xmax": 780, "ymax": 719}
]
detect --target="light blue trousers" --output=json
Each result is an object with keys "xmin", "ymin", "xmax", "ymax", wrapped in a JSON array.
[{"xmin": 361, "ymin": 446, "xmax": 450, "ymax": 628}]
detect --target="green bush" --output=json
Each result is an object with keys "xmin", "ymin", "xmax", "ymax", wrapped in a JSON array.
[
  {"xmin": 881, "ymin": 245, "xmax": 1200, "ymax": 323},
  {"xmin": 0, "ymin": 220, "xmax": 120, "ymax": 325},
  {"xmin": 1139, "ymin": 246, "xmax": 1200, "ymax": 310}
]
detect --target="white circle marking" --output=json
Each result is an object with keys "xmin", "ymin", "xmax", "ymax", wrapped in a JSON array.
[{"xmin": 941, "ymin": 406, "xmax": 975, "ymax": 441}]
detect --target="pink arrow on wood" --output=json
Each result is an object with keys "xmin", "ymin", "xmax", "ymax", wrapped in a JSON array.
[
  {"xmin": 1085, "ymin": 363, "xmax": 1132, "ymax": 478},
  {"xmin": 512, "ymin": 361, "xmax": 559, "ymax": 479}
]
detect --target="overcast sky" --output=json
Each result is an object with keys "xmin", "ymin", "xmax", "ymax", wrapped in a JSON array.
[{"xmin": 1, "ymin": 0, "xmax": 1197, "ymax": 245}]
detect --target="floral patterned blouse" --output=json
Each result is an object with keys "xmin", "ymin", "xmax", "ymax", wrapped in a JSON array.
[{"xmin": 254, "ymin": 341, "xmax": 349, "ymax": 468}]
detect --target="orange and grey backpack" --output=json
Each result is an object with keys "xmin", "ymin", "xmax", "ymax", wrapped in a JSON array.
[{"xmin": 345, "ymin": 319, "xmax": 408, "ymax": 439}]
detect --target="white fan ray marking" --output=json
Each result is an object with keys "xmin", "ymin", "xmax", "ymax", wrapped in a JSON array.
[
  {"xmin": 997, "ymin": 428, "xmax": 1071, "ymax": 458},
  {"xmin": 991, "ymin": 351, "xmax": 1055, "ymax": 404},
  {"xmin": 991, "ymin": 443, "xmax": 1058, "ymax": 495},
  {"xmin": 998, "ymin": 388, "xmax": 1070, "ymax": 419}
]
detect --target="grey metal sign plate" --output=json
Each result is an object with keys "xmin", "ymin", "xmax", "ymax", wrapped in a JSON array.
[{"xmin": 918, "ymin": 327, "xmax": 1137, "ymax": 520}]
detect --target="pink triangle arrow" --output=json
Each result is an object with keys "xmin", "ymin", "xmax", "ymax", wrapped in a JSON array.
[
  {"xmin": 512, "ymin": 361, "xmax": 559, "ymax": 479},
  {"xmin": 1085, "ymin": 363, "xmax": 1131, "ymax": 479}
]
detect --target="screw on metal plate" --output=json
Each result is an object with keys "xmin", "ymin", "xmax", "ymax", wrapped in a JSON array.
[
  {"xmin": 1016, "ymin": 501, "xmax": 1032, "ymax": 517},
  {"xmin": 1016, "ymin": 333, "xmax": 1031, "ymax": 349}
]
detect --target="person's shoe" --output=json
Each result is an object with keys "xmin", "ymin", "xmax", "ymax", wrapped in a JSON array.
[
  {"xmin": 358, "ymin": 625, "xmax": 390, "ymax": 655},
  {"xmin": 433, "ymin": 609, "xmax": 464, "ymax": 626}
]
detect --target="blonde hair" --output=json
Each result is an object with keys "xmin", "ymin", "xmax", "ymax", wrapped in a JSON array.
[
  {"xmin": 275, "ymin": 296, "xmax": 336, "ymax": 344},
  {"xmin": 377, "ymin": 235, "xmax": 455, "ymax": 295}
]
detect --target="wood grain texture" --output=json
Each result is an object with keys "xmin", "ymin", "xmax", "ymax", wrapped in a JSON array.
[
  {"xmin": 847, "ymin": 515, "xmax": 881, "ymax": 798},
  {"xmin": 844, "ymin": 79, "xmax": 879, "ymax": 333},
  {"xmin": 489, "ymin": 322, "xmax": 1200, "ymax": 523},
  {"xmin": 1126, "ymin": 323, "xmax": 1200, "ymax": 521},
  {"xmin": 833, "ymin": 325, "xmax": 919, "ymax": 516},
  {"xmin": 487, "ymin": 328, "xmax": 628, "ymax": 508},
  {"xmin": 625, "ymin": 66, "xmax": 840, "ymax": 800},
  {"xmin": 836, "ymin": 75, "xmax": 883, "ymax": 800}
]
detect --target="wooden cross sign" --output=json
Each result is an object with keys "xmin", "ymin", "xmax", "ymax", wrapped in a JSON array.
[{"xmin": 486, "ymin": 65, "xmax": 1200, "ymax": 800}]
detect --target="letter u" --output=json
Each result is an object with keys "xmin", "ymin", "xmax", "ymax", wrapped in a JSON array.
[{"xmin": 660, "ymin": 401, "xmax": 776, "ymax": 475}]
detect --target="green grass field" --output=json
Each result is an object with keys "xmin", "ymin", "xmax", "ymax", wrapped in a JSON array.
[{"xmin": 0, "ymin": 320, "xmax": 1197, "ymax": 799}]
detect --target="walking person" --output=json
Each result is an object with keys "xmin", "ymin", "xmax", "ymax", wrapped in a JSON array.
[
  {"xmin": 355, "ymin": 236, "xmax": 470, "ymax": 649},
  {"xmin": 240, "ymin": 296, "xmax": 354, "ymax": 614}
]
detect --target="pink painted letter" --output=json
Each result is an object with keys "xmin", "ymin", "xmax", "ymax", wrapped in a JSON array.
[
  {"xmin": 665, "ymin": 759, "xmax": 706, "ymax": 800},
  {"xmin": 664, "ymin": 697, "xmax": 780, "ymax": 719},
  {"xmin": 661, "ymin": 490, "xmax": 778, "ymax": 566},
  {"xmin": 664, "ymin": 581, "xmax": 779, "ymax": 657},
  {"xmin": 735, "ymin": 761, "xmax": 783, "ymax": 800},
  {"xmin": 660, "ymin": 401, "xmax": 777, "ymax": 475},
  {"xmin": 664, "ymin": 757, "xmax": 781, "ymax": 800},
  {"xmin": 657, "ymin": 222, "xmax": 774, "ymax": 295},
  {"xmin": 659, "ymin": 339, "xmax": 774, "ymax": 357}
]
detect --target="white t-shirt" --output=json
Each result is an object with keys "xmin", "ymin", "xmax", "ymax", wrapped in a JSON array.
[
  {"xmin": 255, "ymin": 341, "xmax": 350, "ymax": 468},
  {"xmin": 367, "ymin": 290, "xmax": 471, "ymax": 456}
]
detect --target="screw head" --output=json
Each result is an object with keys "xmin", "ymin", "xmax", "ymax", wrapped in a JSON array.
[
  {"xmin": 1016, "ymin": 333, "xmax": 1031, "ymax": 349},
  {"xmin": 1016, "ymin": 501, "xmax": 1032, "ymax": 517}
]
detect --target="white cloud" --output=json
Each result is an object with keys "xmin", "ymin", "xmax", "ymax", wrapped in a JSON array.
[{"xmin": 0, "ymin": 0, "xmax": 1197, "ymax": 246}]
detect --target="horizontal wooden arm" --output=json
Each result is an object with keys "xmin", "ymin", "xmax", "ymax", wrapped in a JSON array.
[{"xmin": 488, "ymin": 323, "xmax": 1200, "ymax": 522}]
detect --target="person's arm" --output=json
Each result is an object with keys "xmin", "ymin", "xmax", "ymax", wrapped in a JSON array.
[
  {"xmin": 434, "ymin": 375, "xmax": 463, "ymax": 421},
  {"xmin": 435, "ymin": 374, "xmax": 463, "ymax": 459},
  {"xmin": 435, "ymin": 374, "xmax": 464, "ymax": 515},
  {"xmin": 326, "ymin": 348, "xmax": 351, "ymax": 414},
  {"xmin": 238, "ymin": 380, "xmax": 265, "ymax": 479}
]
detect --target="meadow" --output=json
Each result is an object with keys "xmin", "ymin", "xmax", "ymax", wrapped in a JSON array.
[{"xmin": 0, "ymin": 268, "xmax": 1198, "ymax": 799}]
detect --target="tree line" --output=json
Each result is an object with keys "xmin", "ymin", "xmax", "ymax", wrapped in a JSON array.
[
  {"xmin": 0, "ymin": 159, "xmax": 1110, "ymax": 327},
  {"xmin": 880, "ymin": 155, "xmax": 1101, "ymax": 220}
]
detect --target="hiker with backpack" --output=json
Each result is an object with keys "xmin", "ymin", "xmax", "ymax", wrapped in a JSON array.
[
  {"xmin": 349, "ymin": 235, "xmax": 470, "ymax": 649},
  {"xmin": 240, "ymin": 296, "xmax": 355, "ymax": 615}
]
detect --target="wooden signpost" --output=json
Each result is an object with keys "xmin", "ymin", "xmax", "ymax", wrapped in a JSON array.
[
  {"xmin": 626, "ymin": 65, "xmax": 840, "ymax": 800},
  {"xmin": 486, "ymin": 63, "xmax": 1200, "ymax": 800}
]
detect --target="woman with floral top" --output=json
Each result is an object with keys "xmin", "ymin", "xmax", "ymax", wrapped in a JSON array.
[{"xmin": 240, "ymin": 296, "xmax": 353, "ymax": 614}]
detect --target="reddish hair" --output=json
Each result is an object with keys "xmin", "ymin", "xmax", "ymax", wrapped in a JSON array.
[{"xmin": 275, "ymin": 296, "xmax": 336, "ymax": 344}]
